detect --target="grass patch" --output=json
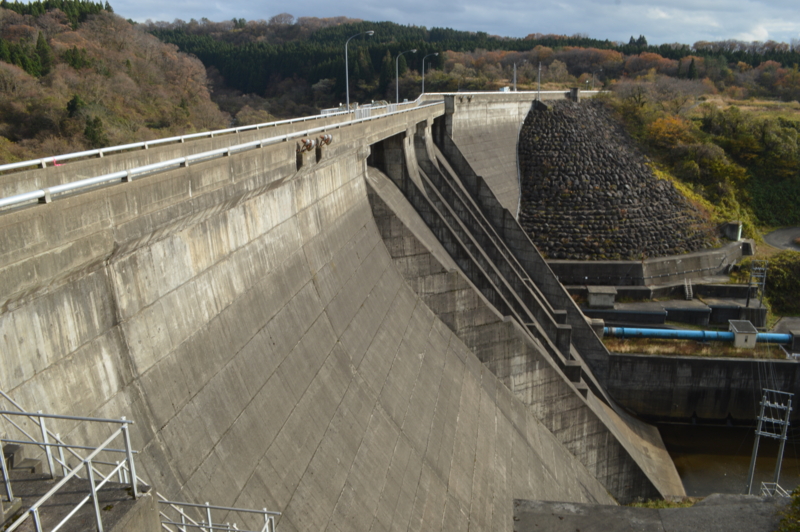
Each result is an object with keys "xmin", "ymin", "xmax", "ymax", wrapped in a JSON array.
[
  {"xmin": 603, "ymin": 338, "xmax": 785, "ymax": 359},
  {"xmin": 629, "ymin": 497, "xmax": 701, "ymax": 509}
]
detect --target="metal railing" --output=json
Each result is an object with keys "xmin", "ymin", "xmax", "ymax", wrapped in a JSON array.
[
  {"xmin": 159, "ymin": 500, "xmax": 280, "ymax": 532},
  {"xmin": 0, "ymin": 100, "xmax": 443, "ymax": 211},
  {"xmin": 760, "ymin": 482, "xmax": 791, "ymax": 497},
  {"xmin": 0, "ymin": 99, "xmax": 423, "ymax": 176},
  {"xmin": 0, "ymin": 408, "xmax": 138, "ymax": 532},
  {"xmin": 0, "ymin": 389, "xmax": 280, "ymax": 531}
]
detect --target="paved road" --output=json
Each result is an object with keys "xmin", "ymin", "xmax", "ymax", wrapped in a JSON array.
[{"xmin": 765, "ymin": 227, "xmax": 800, "ymax": 251}]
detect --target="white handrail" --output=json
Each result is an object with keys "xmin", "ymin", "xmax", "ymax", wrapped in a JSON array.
[
  {"xmin": 0, "ymin": 100, "xmax": 444, "ymax": 211},
  {"xmin": 159, "ymin": 500, "xmax": 279, "ymax": 532},
  {"xmin": 0, "ymin": 98, "xmax": 427, "ymax": 174},
  {"xmin": 0, "ymin": 410, "xmax": 137, "ymax": 532},
  {"xmin": 0, "ymin": 389, "xmax": 279, "ymax": 532}
]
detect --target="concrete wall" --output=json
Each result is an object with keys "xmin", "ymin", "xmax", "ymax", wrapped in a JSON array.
[
  {"xmin": 440, "ymin": 92, "xmax": 573, "ymax": 215},
  {"xmin": 608, "ymin": 353, "xmax": 800, "ymax": 423},
  {"xmin": 548, "ymin": 241, "xmax": 750, "ymax": 286},
  {"xmin": 366, "ymin": 167, "xmax": 683, "ymax": 502},
  {"xmin": 0, "ymin": 102, "xmax": 624, "ymax": 531}
]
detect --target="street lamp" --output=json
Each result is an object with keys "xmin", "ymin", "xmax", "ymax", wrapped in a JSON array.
[
  {"xmin": 513, "ymin": 59, "xmax": 527, "ymax": 91},
  {"xmin": 592, "ymin": 68, "xmax": 602, "ymax": 90},
  {"xmin": 422, "ymin": 52, "xmax": 438, "ymax": 94},
  {"xmin": 395, "ymin": 49, "xmax": 417, "ymax": 104},
  {"xmin": 345, "ymin": 30, "xmax": 374, "ymax": 112}
]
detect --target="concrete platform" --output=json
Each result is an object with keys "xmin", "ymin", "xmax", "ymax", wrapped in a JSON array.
[
  {"xmin": 513, "ymin": 494, "xmax": 789, "ymax": 532},
  {"xmin": 772, "ymin": 317, "xmax": 800, "ymax": 334},
  {"xmin": 583, "ymin": 298, "xmax": 767, "ymax": 328}
]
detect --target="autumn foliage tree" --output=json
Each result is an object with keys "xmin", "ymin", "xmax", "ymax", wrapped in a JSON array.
[{"xmin": 0, "ymin": 5, "xmax": 229, "ymax": 163}]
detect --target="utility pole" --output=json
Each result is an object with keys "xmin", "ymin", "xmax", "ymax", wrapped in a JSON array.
[
  {"xmin": 745, "ymin": 389, "xmax": 792, "ymax": 496},
  {"xmin": 537, "ymin": 62, "xmax": 541, "ymax": 101}
]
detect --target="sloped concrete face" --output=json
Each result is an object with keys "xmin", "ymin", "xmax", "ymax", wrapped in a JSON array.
[
  {"xmin": 365, "ymin": 165, "xmax": 683, "ymax": 503},
  {"xmin": 0, "ymin": 117, "xmax": 618, "ymax": 530}
]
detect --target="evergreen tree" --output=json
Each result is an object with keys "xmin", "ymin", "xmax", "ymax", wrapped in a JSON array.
[
  {"xmin": 66, "ymin": 94, "xmax": 86, "ymax": 118},
  {"xmin": 84, "ymin": 117, "xmax": 109, "ymax": 148},
  {"xmin": 378, "ymin": 50, "xmax": 393, "ymax": 94},
  {"xmin": 104, "ymin": 1, "xmax": 113, "ymax": 12},
  {"xmin": 397, "ymin": 54, "xmax": 408, "ymax": 78},
  {"xmin": 688, "ymin": 58, "xmax": 697, "ymax": 80},
  {"xmin": 0, "ymin": 39, "xmax": 10, "ymax": 63},
  {"xmin": 35, "ymin": 32, "xmax": 54, "ymax": 75}
]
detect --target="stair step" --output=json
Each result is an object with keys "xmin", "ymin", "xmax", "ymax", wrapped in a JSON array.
[
  {"xmin": 3, "ymin": 444, "xmax": 25, "ymax": 468},
  {"xmin": 11, "ymin": 458, "xmax": 42, "ymax": 476},
  {"xmin": 1, "ymin": 497, "xmax": 22, "ymax": 526}
]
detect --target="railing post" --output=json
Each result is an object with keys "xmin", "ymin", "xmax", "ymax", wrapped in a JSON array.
[
  {"xmin": 120, "ymin": 418, "xmax": 138, "ymax": 498},
  {"xmin": 0, "ymin": 435, "xmax": 14, "ymax": 502},
  {"xmin": 206, "ymin": 502, "xmax": 213, "ymax": 532},
  {"xmin": 32, "ymin": 507, "xmax": 43, "ymax": 532},
  {"xmin": 38, "ymin": 411, "xmax": 55, "ymax": 479},
  {"xmin": 86, "ymin": 459, "xmax": 104, "ymax": 532},
  {"xmin": 263, "ymin": 509, "xmax": 269, "ymax": 532},
  {"xmin": 180, "ymin": 509, "xmax": 187, "ymax": 532},
  {"xmin": 56, "ymin": 433, "xmax": 68, "ymax": 476}
]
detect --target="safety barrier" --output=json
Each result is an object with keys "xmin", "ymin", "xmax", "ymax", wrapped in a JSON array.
[
  {"xmin": 0, "ymin": 99, "xmax": 427, "ymax": 175},
  {"xmin": 159, "ymin": 500, "xmax": 280, "ymax": 532},
  {"xmin": 0, "ymin": 389, "xmax": 281, "ymax": 532},
  {"xmin": 0, "ymin": 100, "xmax": 444, "ymax": 210},
  {"xmin": 0, "ymin": 407, "xmax": 138, "ymax": 532}
]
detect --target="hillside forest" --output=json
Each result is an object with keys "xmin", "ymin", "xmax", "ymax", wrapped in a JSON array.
[{"xmin": 2, "ymin": 5, "xmax": 800, "ymax": 239}]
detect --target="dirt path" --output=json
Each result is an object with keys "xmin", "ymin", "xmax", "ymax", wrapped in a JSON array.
[{"xmin": 764, "ymin": 227, "xmax": 800, "ymax": 251}]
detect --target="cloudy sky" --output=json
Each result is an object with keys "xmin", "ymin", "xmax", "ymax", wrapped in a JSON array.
[{"xmin": 114, "ymin": 0, "xmax": 800, "ymax": 46}]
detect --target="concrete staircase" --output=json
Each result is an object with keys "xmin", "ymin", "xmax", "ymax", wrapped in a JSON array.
[{"xmin": 2, "ymin": 443, "xmax": 158, "ymax": 532}]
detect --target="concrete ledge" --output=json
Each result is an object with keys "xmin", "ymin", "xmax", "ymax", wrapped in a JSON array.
[
  {"xmin": 549, "ymin": 241, "xmax": 751, "ymax": 287},
  {"xmin": 513, "ymin": 494, "xmax": 788, "ymax": 532}
]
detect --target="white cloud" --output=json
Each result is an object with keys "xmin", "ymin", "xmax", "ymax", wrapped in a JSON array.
[
  {"xmin": 647, "ymin": 8, "xmax": 670, "ymax": 20},
  {"xmin": 117, "ymin": 0, "xmax": 800, "ymax": 45},
  {"xmin": 738, "ymin": 25, "xmax": 771, "ymax": 42}
]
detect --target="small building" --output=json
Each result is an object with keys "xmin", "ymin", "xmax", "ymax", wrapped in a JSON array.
[{"xmin": 729, "ymin": 320, "xmax": 758, "ymax": 349}]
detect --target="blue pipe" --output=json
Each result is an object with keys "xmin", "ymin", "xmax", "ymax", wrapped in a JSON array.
[{"xmin": 604, "ymin": 327, "xmax": 792, "ymax": 344}]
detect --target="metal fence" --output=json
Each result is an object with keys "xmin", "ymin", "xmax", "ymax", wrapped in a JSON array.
[
  {"xmin": 0, "ymin": 100, "xmax": 444, "ymax": 211},
  {"xmin": 0, "ymin": 389, "xmax": 281, "ymax": 532},
  {"xmin": 0, "ymin": 98, "xmax": 424, "ymax": 176},
  {"xmin": 0, "ymin": 405, "xmax": 138, "ymax": 532},
  {"xmin": 159, "ymin": 500, "xmax": 280, "ymax": 532}
]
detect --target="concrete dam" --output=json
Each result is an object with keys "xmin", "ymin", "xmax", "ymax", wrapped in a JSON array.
[{"xmin": 0, "ymin": 92, "xmax": 685, "ymax": 530}]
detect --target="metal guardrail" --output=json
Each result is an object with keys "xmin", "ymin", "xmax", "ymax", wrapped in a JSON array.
[
  {"xmin": 0, "ymin": 408, "xmax": 138, "ymax": 532},
  {"xmin": 0, "ymin": 100, "xmax": 443, "ymax": 211},
  {"xmin": 0, "ymin": 98, "xmax": 426, "ymax": 175},
  {"xmin": 159, "ymin": 500, "xmax": 280, "ymax": 532},
  {"xmin": 761, "ymin": 481, "xmax": 791, "ymax": 497},
  {"xmin": 0, "ymin": 390, "xmax": 281, "ymax": 532}
]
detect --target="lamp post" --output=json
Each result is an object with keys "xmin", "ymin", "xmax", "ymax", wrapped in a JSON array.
[
  {"xmin": 537, "ymin": 62, "xmax": 541, "ymax": 101},
  {"xmin": 395, "ymin": 49, "xmax": 417, "ymax": 104},
  {"xmin": 422, "ymin": 52, "xmax": 438, "ymax": 94},
  {"xmin": 513, "ymin": 59, "xmax": 527, "ymax": 91},
  {"xmin": 345, "ymin": 30, "xmax": 374, "ymax": 112},
  {"xmin": 592, "ymin": 68, "xmax": 602, "ymax": 90}
]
